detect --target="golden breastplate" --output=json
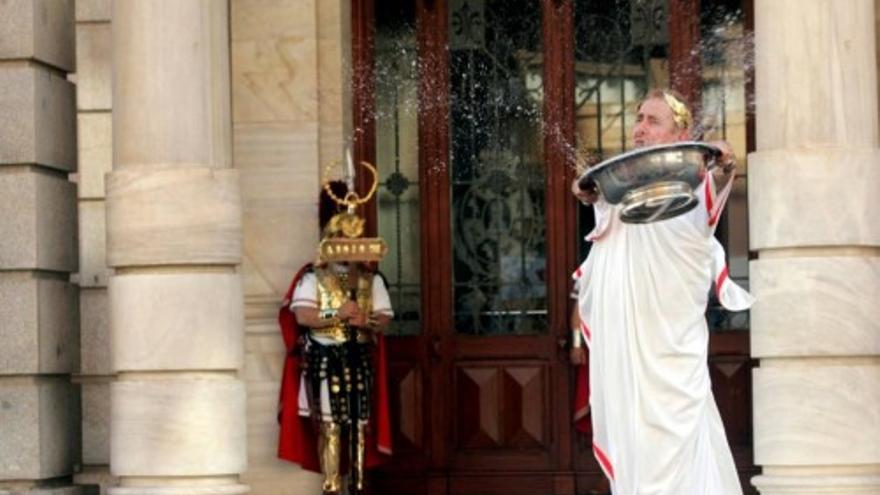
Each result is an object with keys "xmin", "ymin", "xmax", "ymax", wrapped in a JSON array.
[{"xmin": 313, "ymin": 266, "xmax": 373, "ymax": 342}]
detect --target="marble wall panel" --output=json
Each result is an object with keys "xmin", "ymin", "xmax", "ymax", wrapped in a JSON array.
[
  {"xmin": 749, "ymin": 149, "xmax": 880, "ymax": 250},
  {"xmin": 80, "ymin": 379, "xmax": 111, "ymax": 466},
  {"xmin": 105, "ymin": 168, "xmax": 241, "ymax": 267},
  {"xmin": 75, "ymin": 22, "xmax": 112, "ymax": 111},
  {"xmin": 243, "ymin": 202, "xmax": 318, "ymax": 300},
  {"xmin": 77, "ymin": 113, "xmax": 112, "ymax": 199},
  {"xmin": 79, "ymin": 287, "xmax": 110, "ymax": 376},
  {"xmin": 0, "ymin": 0, "xmax": 75, "ymax": 71},
  {"xmin": 751, "ymin": 257, "xmax": 880, "ymax": 358},
  {"xmin": 111, "ymin": 378, "xmax": 246, "ymax": 476},
  {"xmin": 754, "ymin": 363, "xmax": 880, "ymax": 465},
  {"xmin": 755, "ymin": 0, "xmax": 878, "ymax": 150},
  {"xmin": 316, "ymin": 0, "xmax": 349, "ymax": 176},
  {"xmin": 243, "ymin": 377, "xmax": 321, "ymax": 495},
  {"xmin": 233, "ymin": 122, "xmax": 319, "ymax": 170},
  {"xmin": 78, "ymin": 201, "xmax": 109, "ymax": 288},
  {"xmin": 0, "ymin": 272, "xmax": 78, "ymax": 375},
  {"xmin": 231, "ymin": 0, "xmax": 319, "ymax": 122},
  {"xmin": 75, "ymin": 0, "xmax": 111, "ymax": 22},
  {"xmin": 0, "ymin": 65, "xmax": 76, "ymax": 172},
  {"xmin": 109, "ymin": 272, "xmax": 244, "ymax": 372}
]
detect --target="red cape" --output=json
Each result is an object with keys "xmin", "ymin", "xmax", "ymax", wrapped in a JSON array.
[
  {"xmin": 277, "ymin": 264, "xmax": 393, "ymax": 470},
  {"xmin": 573, "ymin": 361, "xmax": 591, "ymax": 435}
]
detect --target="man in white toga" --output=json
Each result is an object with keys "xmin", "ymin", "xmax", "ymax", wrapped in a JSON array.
[{"xmin": 571, "ymin": 89, "xmax": 754, "ymax": 495}]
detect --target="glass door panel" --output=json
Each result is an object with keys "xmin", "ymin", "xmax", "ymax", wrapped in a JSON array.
[
  {"xmin": 449, "ymin": 0, "xmax": 547, "ymax": 336},
  {"xmin": 376, "ymin": 1, "xmax": 422, "ymax": 336}
]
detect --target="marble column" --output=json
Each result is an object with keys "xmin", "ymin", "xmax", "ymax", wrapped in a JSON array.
[
  {"xmin": 0, "ymin": 1, "xmax": 82, "ymax": 494},
  {"xmin": 107, "ymin": 2, "xmax": 247, "ymax": 495},
  {"xmin": 750, "ymin": 0, "xmax": 880, "ymax": 493}
]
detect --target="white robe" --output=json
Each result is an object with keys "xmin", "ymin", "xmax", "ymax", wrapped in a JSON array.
[{"xmin": 576, "ymin": 175, "xmax": 753, "ymax": 495}]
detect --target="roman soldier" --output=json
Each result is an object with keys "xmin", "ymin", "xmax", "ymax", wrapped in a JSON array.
[{"xmin": 277, "ymin": 163, "xmax": 392, "ymax": 495}]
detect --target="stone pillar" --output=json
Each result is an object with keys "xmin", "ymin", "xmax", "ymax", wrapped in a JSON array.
[
  {"xmin": 73, "ymin": 1, "xmax": 116, "ymax": 493},
  {"xmin": 106, "ymin": 2, "xmax": 247, "ymax": 495},
  {"xmin": 750, "ymin": 0, "xmax": 880, "ymax": 493},
  {"xmin": 0, "ymin": 1, "xmax": 82, "ymax": 494}
]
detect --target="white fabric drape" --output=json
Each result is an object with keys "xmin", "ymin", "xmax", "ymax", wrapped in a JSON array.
[{"xmin": 576, "ymin": 175, "xmax": 753, "ymax": 494}]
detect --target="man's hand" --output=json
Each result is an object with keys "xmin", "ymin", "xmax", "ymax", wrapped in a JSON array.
[
  {"xmin": 571, "ymin": 178, "xmax": 600, "ymax": 205},
  {"xmin": 348, "ymin": 311, "xmax": 368, "ymax": 328},
  {"xmin": 570, "ymin": 346, "xmax": 586, "ymax": 366},
  {"xmin": 707, "ymin": 140, "xmax": 736, "ymax": 185},
  {"xmin": 336, "ymin": 301, "xmax": 361, "ymax": 322}
]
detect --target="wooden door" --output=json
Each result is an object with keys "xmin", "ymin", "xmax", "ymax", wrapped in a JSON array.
[{"xmin": 353, "ymin": 1, "xmax": 756, "ymax": 494}]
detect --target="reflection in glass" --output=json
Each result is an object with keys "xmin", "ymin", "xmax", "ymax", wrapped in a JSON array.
[
  {"xmin": 375, "ymin": 2, "xmax": 421, "ymax": 336},
  {"xmin": 449, "ymin": 0, "xmax": 547, "ymax": 335}
]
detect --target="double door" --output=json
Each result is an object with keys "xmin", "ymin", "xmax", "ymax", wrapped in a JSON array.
[{"xmin": 351, "ymin": 1, "xmax": 755, "ymax": 493}]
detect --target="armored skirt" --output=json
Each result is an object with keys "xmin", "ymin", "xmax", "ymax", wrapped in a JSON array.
[{"xmin": 289, "ymin": 266, "xmax": 393, "ymax": 424}]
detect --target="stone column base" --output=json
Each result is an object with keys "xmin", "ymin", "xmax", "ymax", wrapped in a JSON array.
[
  {"xmin": 107, "ymin": 485, "xmax": 249, "ymax": 495},
  {"xmin": 0, "ymin": 486, "xmax": 92, "ymax": 495},
  {"xmin": 753, "ymin": 474, "xmax": 880, "ymax": 494}
]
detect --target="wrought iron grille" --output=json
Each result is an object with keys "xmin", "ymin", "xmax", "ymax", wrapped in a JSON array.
[{"xmin": 449, "ymin": 0, "xmax": 547, "ymax": 335}]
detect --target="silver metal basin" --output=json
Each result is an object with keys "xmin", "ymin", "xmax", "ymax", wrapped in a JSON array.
[{"xmin": 577, "ymin": 141, "xmax": 720, "ymax": 223}]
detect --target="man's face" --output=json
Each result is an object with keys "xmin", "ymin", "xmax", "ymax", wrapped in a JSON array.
[{"xmin": 632, "ymin": 97, "xmax": 689, "ymax": 147}]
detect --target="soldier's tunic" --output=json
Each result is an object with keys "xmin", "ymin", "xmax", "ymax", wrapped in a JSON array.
[{"xmin": 289, "ymin": 263, "xmax": 393, "ymax": 423}]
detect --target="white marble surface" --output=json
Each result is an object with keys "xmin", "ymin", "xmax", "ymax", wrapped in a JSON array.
[
  {"xmin": 751, "ymin": 256, "xmax": 880, "ymax": 357},
  {"xmin": 110, "ymin": 271, "xmax": 243, "ymax": 372},
  {"xmin": 75, "ymin": 22, "xmax": 111, "ymax": 111},
  {"xmin": 111, "ymin": 377, "xmax": 247, "ymax": 476},
  {"xmin": 748, "ymin": 148, "xmax": 880, "ymax": 250},
  {"xmin": 105, "ymin": 168, "xmax": 241, "ymax": 267},
  {"xmin": 231, "ymin": 0, "xmax": 318, "ymax": 123},
  {"xmin": 79, "ymin": 287, "xmax": 111, "ymax": 376},
  {"xmin": 78, "ymin": 201, "xmax": 109, "ymax": 288},
  {"xmin": 113, "ymin": 0, "xmax": 231, "ymax": 170},
  {"xmin": 753, "ymin": 472, "xmax": 880, "ymax": 495},
  {"xmin": 754, "ymin": 362, "xmax": 880, "ymax": 466},
  {"xmin": 755, "ymin": 0, "xmax": 878, "ymax": 150},
  {"xmin": 75, "ymin": 0, "xmax": 111, "ymax": 22},
  {"xmin": 81, "ymin": 378, "xmax": 111, "ymax": 465},
  {"xmin": 77, "ymin": 113, "xmax": 113, "ymax": 199}
]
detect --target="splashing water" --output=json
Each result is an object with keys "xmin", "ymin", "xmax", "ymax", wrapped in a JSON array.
[{"xmin": 349, "ymin": 1, "xmax": 755, "ymax": 178}]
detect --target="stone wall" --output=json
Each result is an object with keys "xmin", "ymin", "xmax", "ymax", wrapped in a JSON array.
[
  {"xmin": 750, "ymin": 0, "xmax": 880, "ymax": 493},
  {"xmin": 230, "ymin": 0, "xmax": 351, "ymax": 493},
  {"xmin": 0, "ymin": 1, "xmax": 84, "ymax": 494},
  {"xmin": 71, "ymin": 0, "xmax": 115, "ymax": 493}
]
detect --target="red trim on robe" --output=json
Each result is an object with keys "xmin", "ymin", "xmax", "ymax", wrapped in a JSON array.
[
  {"xmin": 704, "ymin": 174, "xmax": 715, "ymax": 217},
  {"xmin": 277, "ymin": 264, "xmax": 392, "ymax": 471},
  {"xmin": 573, "ymin": 363, "xmax": 591, "ymax": 435},
  {"xmin": 715, "ymin": 265, "xmax": 729, "ymax": 300},
  {"xmin": 593, "ymin": 443, "xmax": 616, "ymax": 481}
]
